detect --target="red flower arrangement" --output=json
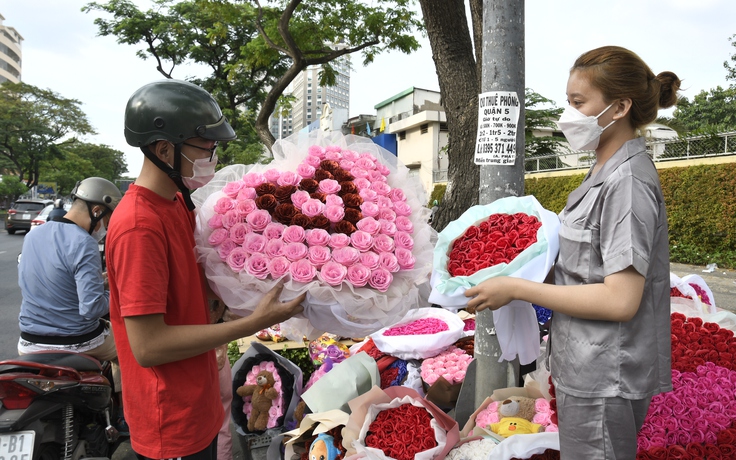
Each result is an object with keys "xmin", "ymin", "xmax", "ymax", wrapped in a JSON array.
[
  {"xmin": 364, "ymin": 403, "xmax": 438, "ymax": 460},
  {"xmin": 447, "ymin": 213, "xmax": 541, "ymax": 277},
  {"xmin": 670, "ymin": 313, "xmax": 735, "ymax": 373}
]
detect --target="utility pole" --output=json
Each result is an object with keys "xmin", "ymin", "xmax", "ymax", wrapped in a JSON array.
[{"xmin": 474, "ymin": 0, "xmax": 526, "ymax": 402}]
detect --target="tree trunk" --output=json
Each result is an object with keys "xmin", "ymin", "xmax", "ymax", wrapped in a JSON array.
[{"xmin": 419, "ymin": 0, "xmax": 480, "ymax": 231}]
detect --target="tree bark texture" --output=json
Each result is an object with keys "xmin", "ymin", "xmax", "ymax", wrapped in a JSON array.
[{"xmin": 419, "ymin": 0, "xmax": 480, "ymax": 232}]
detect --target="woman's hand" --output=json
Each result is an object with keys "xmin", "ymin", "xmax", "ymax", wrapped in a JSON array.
[{"xmin": 464, "ymin": 276, "xmax": 517, "ymax": 313}]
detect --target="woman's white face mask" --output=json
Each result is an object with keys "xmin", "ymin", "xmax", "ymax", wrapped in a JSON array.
[
  {"xmin": 180, "ymin": 152, "xmax": 218, "ymax": 189},
  {"xmin": 556, "ymin": 102, "xmax": 616, "ymax": 151}
]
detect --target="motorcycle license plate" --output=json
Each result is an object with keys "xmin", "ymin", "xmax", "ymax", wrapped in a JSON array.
[
  {"xmin": 21, "ymin": 213, "xmax": 31, "ymax": 220},
  {"xmin": 0, "ymin": 431, "xmax": 34, "ymax": 459}
]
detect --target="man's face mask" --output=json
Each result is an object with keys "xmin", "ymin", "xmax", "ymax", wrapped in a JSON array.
[
  {"xmin": 180, "ymin": 152, "xmax": 218, "ymax": 189},
  {"xmin": 556, "ymin": 102, "xmax": 616, "ymax": 151}
]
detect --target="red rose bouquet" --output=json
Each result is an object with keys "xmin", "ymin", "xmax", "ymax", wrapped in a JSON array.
[
  {"xmin": 429, "ymin": 195, "xmax": 560, "ymax": 365},
  {"xmin": 192, "ymin": 131, "xmax": 435, "ymax": 339}
]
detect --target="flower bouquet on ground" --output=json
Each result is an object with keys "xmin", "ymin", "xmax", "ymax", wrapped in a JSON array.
[
  {"xmin": 342, "ymin": 386, "xmax": 460, "ymax": 460},
  {"xmin": 428, "ymin": 195, "xmax": 560, "ymax": 364},
  {"xmin": 670, "ymin": 272, "xmax": 717, "ymax": 315},
  {"xmin": 191, "ymin": 131, "xmax": 435, "ymax": 339}
]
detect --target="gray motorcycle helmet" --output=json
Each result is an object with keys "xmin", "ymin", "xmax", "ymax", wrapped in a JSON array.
[
  {"xmin": 124, "ymin": 79, "xmax": 236, "ymax": 147},
  {"xmin": 71, "ymin": 177, "xmax": 123, "ymax": 211}
]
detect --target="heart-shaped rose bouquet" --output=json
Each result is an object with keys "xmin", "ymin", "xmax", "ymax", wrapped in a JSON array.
[{"xmin": 192, "ymin": 131, "xmax": 435, "ymax": 339}]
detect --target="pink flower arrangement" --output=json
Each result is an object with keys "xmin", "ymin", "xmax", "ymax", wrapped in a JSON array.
[
  {"xmin": 241, "ymin": 361, "xmax": 284, "ymax": 430},
  {"xmin": 383, "ymin": 317, "xmax": 449, "ymax": 336},
  {"xmin": 205, "ymin": 145, "xmax": 416, "ymax": 292},
  {"xmin": 420, "ymin": 346, "xmax": 474, "ymax": 385},
  {"xmin": 474, "ymin": 398, "xmax": 558, "ymax": 433}
]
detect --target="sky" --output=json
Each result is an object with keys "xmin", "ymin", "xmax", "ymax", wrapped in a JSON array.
[{"xmin": 1, "ymin": 0, "xmax": 734, "ymax": 177}]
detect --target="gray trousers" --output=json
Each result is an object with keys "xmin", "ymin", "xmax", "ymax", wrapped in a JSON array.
[{"xmin": 557, "ymin": 390, "xmax": 651, "ymax": 460}]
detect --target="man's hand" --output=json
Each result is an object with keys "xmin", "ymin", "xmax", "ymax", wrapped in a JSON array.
[{"xmin": 248, "ymin": 283, "xmax": 305, "ymax": 331}]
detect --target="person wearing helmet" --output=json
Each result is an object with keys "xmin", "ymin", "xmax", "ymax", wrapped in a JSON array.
[
  {"xmin": 106, "ymin": 79, "xmax": 305, "ymax": 460},
  {"xmin": 17, "ymin": 177, "xmax": 124, "ymax": 420},
  {"xmin": 48, "ymin": 198, "xmax": 67, "ymax": 222}
]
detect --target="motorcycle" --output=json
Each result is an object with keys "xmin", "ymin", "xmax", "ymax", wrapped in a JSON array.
[{"xmin": 0, "ymin": 351, "xmax": 121, "ymax": 460}]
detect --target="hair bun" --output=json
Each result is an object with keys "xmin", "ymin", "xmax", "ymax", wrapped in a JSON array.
[{"xmin": 656, "ymin": 71, "xmax": 681, "ymax": 109}]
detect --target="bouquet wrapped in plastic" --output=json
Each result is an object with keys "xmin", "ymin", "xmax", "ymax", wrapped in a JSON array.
[
  {"xmin": 428, "ymin": 195, "xmax": 560, "ymax": 364},
  {"xmin": 192, "ymin": 131, "xmax": 435, "ymax": 339}
]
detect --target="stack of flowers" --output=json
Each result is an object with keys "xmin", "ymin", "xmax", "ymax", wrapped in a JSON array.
[
  {"xmin": 383, "ymin": 317, "xmax": 449, "ymax": 336},
  {"xmin": 446, "ymin": 438, "xmax": 500, "ymax": 460},
  {"xmin": 474, "ymin": 397, "xmax": 558, "ymax": 434},
  {"xmin": 370, "ymin": 308, "xmax": 466, "ymax": 360},
  {"xmin": 635, "ymin": 313, "xmax": 736, "ymax": 458},
  {"xmin": 420, "ymin": 346, "xmax": 473, "ymax": 386},
  {"xmin": 364, "ymin": 403, "xmax": 438, "ymax": 459},
  {"xmin": 192, "ymin": 132, "xmax": 434, "ymax": 339}
]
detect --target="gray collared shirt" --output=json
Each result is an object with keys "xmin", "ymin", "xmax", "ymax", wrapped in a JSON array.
[{"xmin": 550, "ymin": 137, "xmax": 672, "ymax": 399}]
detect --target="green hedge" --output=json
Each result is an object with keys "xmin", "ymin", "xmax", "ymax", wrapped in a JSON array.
[{"xmin": 525, "ymin": 163, "xmax": 736, "ymax": 269}]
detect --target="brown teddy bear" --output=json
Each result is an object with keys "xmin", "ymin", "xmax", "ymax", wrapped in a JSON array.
[
  {"xmin": 236, "ymin": 370, "xmax": 279, "ymax": 431},
  {"xmin": 489, "ymin": 396, "xmax": 543, "ymax": 438}
]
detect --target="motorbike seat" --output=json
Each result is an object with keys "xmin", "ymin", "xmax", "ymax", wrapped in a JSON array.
[{"xmin": 7, "ymin": 352, "xmax": 102, "ymax": 372}]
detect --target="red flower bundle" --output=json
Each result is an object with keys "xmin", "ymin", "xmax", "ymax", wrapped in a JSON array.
[
  {"xmin": 447, "ymin": 212, "xmax": 540, "ymax": 277},
  {"xmin": 365, "ymin": 403, "xmax": 438, "ymax": 460},
  {"xmin": 670, "ymin": 313, "xmax": 736, "ymax": 372}
]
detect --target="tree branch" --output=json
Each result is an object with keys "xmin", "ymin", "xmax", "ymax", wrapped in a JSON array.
[{"xmin": 253, "ymin": 0, "xmax": 289, "ymax": 55}]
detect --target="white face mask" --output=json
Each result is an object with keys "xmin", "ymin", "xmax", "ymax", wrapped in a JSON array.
[
  {"xmin": 556, "ymin": 102, "xmax": 616, "ymax": 151},
  {"xmin": 181, "ymin": 152, "xmax": 218, "ymax": 189},
  {"xmin": 91, "ymin": 218, "xmax": 106, "ymax": 242}
]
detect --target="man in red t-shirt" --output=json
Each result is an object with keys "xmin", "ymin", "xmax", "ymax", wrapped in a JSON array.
[{"xmin": 107, "ymin": 80, "xmax": 305, "ymax": 460}]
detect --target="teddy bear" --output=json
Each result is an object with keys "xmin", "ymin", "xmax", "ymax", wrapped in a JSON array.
[
  {"xmin": 236, "ymin": 370, "xmax": 279, "ymax": 431},
  {"xmin": 489, "ymin": 396, "xmax": 544, "ymax": 438}
]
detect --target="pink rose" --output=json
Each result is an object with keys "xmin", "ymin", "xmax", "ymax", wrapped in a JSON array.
[
  {"xmin": 395, "ymin": 247, "xmax": 416, "ymax": 269},
  {"xmin": 222, "ymin": 180, "xmax": 245, "ymax": 198},
  {"xmin": 301, "ymin": 198, "xmax": 325, "ymax": 218},
  {"xmin": 208, "ymin": 228, "xmax": 229, "ymax": 246},
  {"xmin": 371, "ymin": 181, "xmax": 391, "ymax": 196},
  {"xmin": 376, "ymin": 163, "xmax": 390, "ymax": 176},
  {"xmin": 343, "ymin": 150, "xmax": 359, "ymax": 161},
  {"xmin": 242, "ymin": 172, "xmax": 266, "ymax": 188},
  {"xmin": 283, "ymin": 242, "xmax": 308, "ymax": 261},
  {"xmin": 318, "ymin": 179, "xmax": 341, "ymax": 195},
  {"xmin": 388, "ymin": 188, "xmax": 406, "ymax": 202},
  {"xmin": 245, "ymin": 209, "xmax": 272, "ymax": 232},
  {"xmin": 235, "ymin": 199, "xmax": 257, "ymax": 217},
  {"xmin": 351, "ymin": 167, "xmax": 370, "ymax": 180},
  {"xmin": 378, "ymin": 208, "xmax": 396, "ymax": 222},
  {"xmin": 245, "ymin": 253, "xmax": 270, "ymax": 279},
  {"xmin": 376, "ymin": 196, "xmax": 393, "ymax": 209},
  {"xmin": 369, "ymin": 268, "xmax": 393, "ymax": 292},
  {"xmin": 360, "ymin": 201, "xmax": 379, "ymax": 218},
  {"xmin": 393, "ymin": 231, "xmax": 414, "ymax": 250},
  {"xmin": 359, "ymin": 188, "xmax": 378, "ymax": 202},
  {"xmin": 264, "ymin": 239, "xmax": 284, "ymax": 258},
  {"xmin": 217, "ymin": 239, "xmax": 237, "ymax": 260},
  {"xmin": 360, "ymin": 251, "xmax": 381, "ymax": 270},
  {"xmin": 308, "ymin": 246, "xmax": 331, "ymax": 267},
  {"xmin": 372, "ymin": 234, "xmax": 395, "ymax": 253},
  {"xmin": 229, "ymin": 222, "xmax": 250, "ymax": 244},
  {"xmin": 393, "ymin": 201, "xmax": 412, "ymax": 217},
  {"xmin": 290, "ymin": 258, "xmax": 317, "ymax": 283},
  {"xmin": 323, "ymin": 205, "xmax": 345, "ymax": 223},
  {"xmin": 379, "ymin": 252, "xmax": 400, "ymax": 272},
  {"xmin": 355, "ymin": 157, "xmax": 375, "ymax": 171},
  {"xmin": 332, "ymin": 246, "xmax": 360, "ymax": 266},
  {"xmin": 305, "ymin": 228, "xmax": 331, "ymax": 247},
  {"xmin": 277, "ymin": 171, "xmax": 300, "ymax": 187},
  {"xmin": 208, "ymin": 214, "xmax": 223, "ymax": 229},
  {"xmin": 243, "ymin": 233, "xmax": 267, "ymax": 253},
  {"xmin": 370, "ymin": 171, "xmax": 386, "ymax": 183},
  {"xmin": 263, "ymin": 223, "xmax": 285, "ymax": 240},
  {"xmin": 395, "ymin": 216, "xmax": 414, "ymax": 233},
  {"xmin": 268, "ymin": 256, "xmax": 291, "ymax": 279},
  {"xmin": 325, "ymin": 145, "xmax": 341, "ymax": 153},
  {"xmin": 282, "ymin": 225, "xmax": 306, "ymax": 244},
  {"xmin": 305, "ymin": 153, "xmax": 322, "ymax": 167},
  {"xmin": 353, "ymin": 177, "xmax": 370, "ymax": 190},
  {"xmin": 356, "ymin": 217, "xmax": 381, "ymax": 235},
  {"xmin": 236, "ymin": 187, "xmax": 257, "ymax": 201},
  {"xmin": 291, "ymin": 190, "xmax": 311, "ymax": 210},
  {"xmin": 339, "ymin": 160, "xmax": 355, "ymax": 170},
  {"xmin": 378, "ymin": 219, "xmax": 397, "ymax": 237},
  {"xmin": 296, "ymin": 163, "xmax": 315, "ymax": 178},
  {"xmin": 214, "ymin": 197, "xmax": 236, "ymax": 215},
  {"xmin": 325, "ymin": 194, "xmax": 343, "ymax": 207},
  {"xmin": 227, "ymin": 247, "xmax": 249, "ymax": 272},
  {"xmin": 350, "ymin": 230, "xmax": 374, "ymax": 252},
  {"xmin": 325, "ymin": 150, "xmax": 342, "ymax": 162},
  {"xmin": 221, "ymin": 210, "xmax": 241, "ymax": 229},
  {"xmin": 319, "ymin": 261, "xmax": 347, "ymax": 286},
  {"xmin": 263, "ymin": 168, "xmax": 281, "ymax": 184},
  {"xmin": 329, "ymin": 233, "xmax": 351, "ymax": 249},
  {"xmin": 346, "ymin": 263, "xmax": 371, "ymax": 287}
]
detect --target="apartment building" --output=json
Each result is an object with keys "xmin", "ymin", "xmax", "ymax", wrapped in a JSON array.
[{"xmin": 0, "ymin": 13, "xmax": 22, "ymax": 84}]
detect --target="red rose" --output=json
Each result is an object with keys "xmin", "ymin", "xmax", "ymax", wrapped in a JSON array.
[
  {"xmin": 255, "ymin": 194, "xmax": 278, "ymax": 212},
  {"xmin": 334, "ymin": 220, "xmax": 356, "ymax": 235},
  {"xmin": 273, "ymin": 203, "xmax": 298, "ymax": 224},
  {"xmin": 703, "ymin": 445, "xmax": 721, "ymax": 457},
  {"xmin": 716, "ymin": 427, "xmax": 736, "ymax": 444},
  {"xmin": 719, "ymin": 445, "xmax": 736, "ymax": 458},
  {"xmin": 334, "ymin": 169, "xmax": 355, "ymax": 182},
  {"xmin": 299, "ymin": 178, "xmax": 319, "ymax": 193},
  {"xmin": 342, "ymin": 193, "xmax": 363, "ymax": 207},
  {"xmin": 683, "ymin": 322, "xmax": 696, "ymax": 333},
  {"xmin": 255, "ymin": 182, "xmax": 277, "ymax": 196},
  {"xmin": 344, "ymin": 208, "xmax": 363, "ymax": 224},
  {"xmin": 646, "ymin": 447, "xmax": 669, "ymax": 460},
  {"xmin": 310, "ymin": 192, "xmax": 327, "ymax": 203},
  {"xmin": 338, "ymin": 181, "xmax": 358, "ymax": 196},
  {"xmin": 464, "ymin": 225, "xmax": 480, "ymax": 239},
  {"xmin": 319, "ymin": 159, "xmax": 340, "ymax": 172},
  {"xmin": 671, "ymin": 312, "xmax": 686, "ymax": 321},
  {"xmin": 274, "ymin": 185, "xmax": 296, "ymax": 203},
  {"xmin": 314, "ymin": 169, "xmax": 334, "ymax": 181},
  {"xmin": 291, "ymin": 213, "xmax": 312, "ymax": 228},
  {"xmin": 685, "ymin": 443, "xmax": 706, "ymax": 459}
]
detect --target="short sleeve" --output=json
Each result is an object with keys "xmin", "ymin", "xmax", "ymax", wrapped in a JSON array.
[{"xmin": 598, "ymin": 173, "xmax": 660, "ymax": 278}]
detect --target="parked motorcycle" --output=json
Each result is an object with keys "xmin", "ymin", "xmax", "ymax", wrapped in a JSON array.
[{"xmin": 0, "ymin": 351, "xmax": 121, "ymax": 460}]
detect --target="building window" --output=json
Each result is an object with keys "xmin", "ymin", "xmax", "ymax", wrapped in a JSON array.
[
  {"xmin": 420, "ymin": 124, "xmax": 429, "ymax": 134},
  {"xmin": 440, "ymin": 122, "xmax": 448, "ymax": 132},
  {"xmin": 399, "ymin": 131, "xmax": 406, "ymax": 141}
]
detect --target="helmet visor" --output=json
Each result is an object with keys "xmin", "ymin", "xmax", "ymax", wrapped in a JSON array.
[{"xmin": 196, "ymin": 116, "xmax": 237, "ymax": 142}]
